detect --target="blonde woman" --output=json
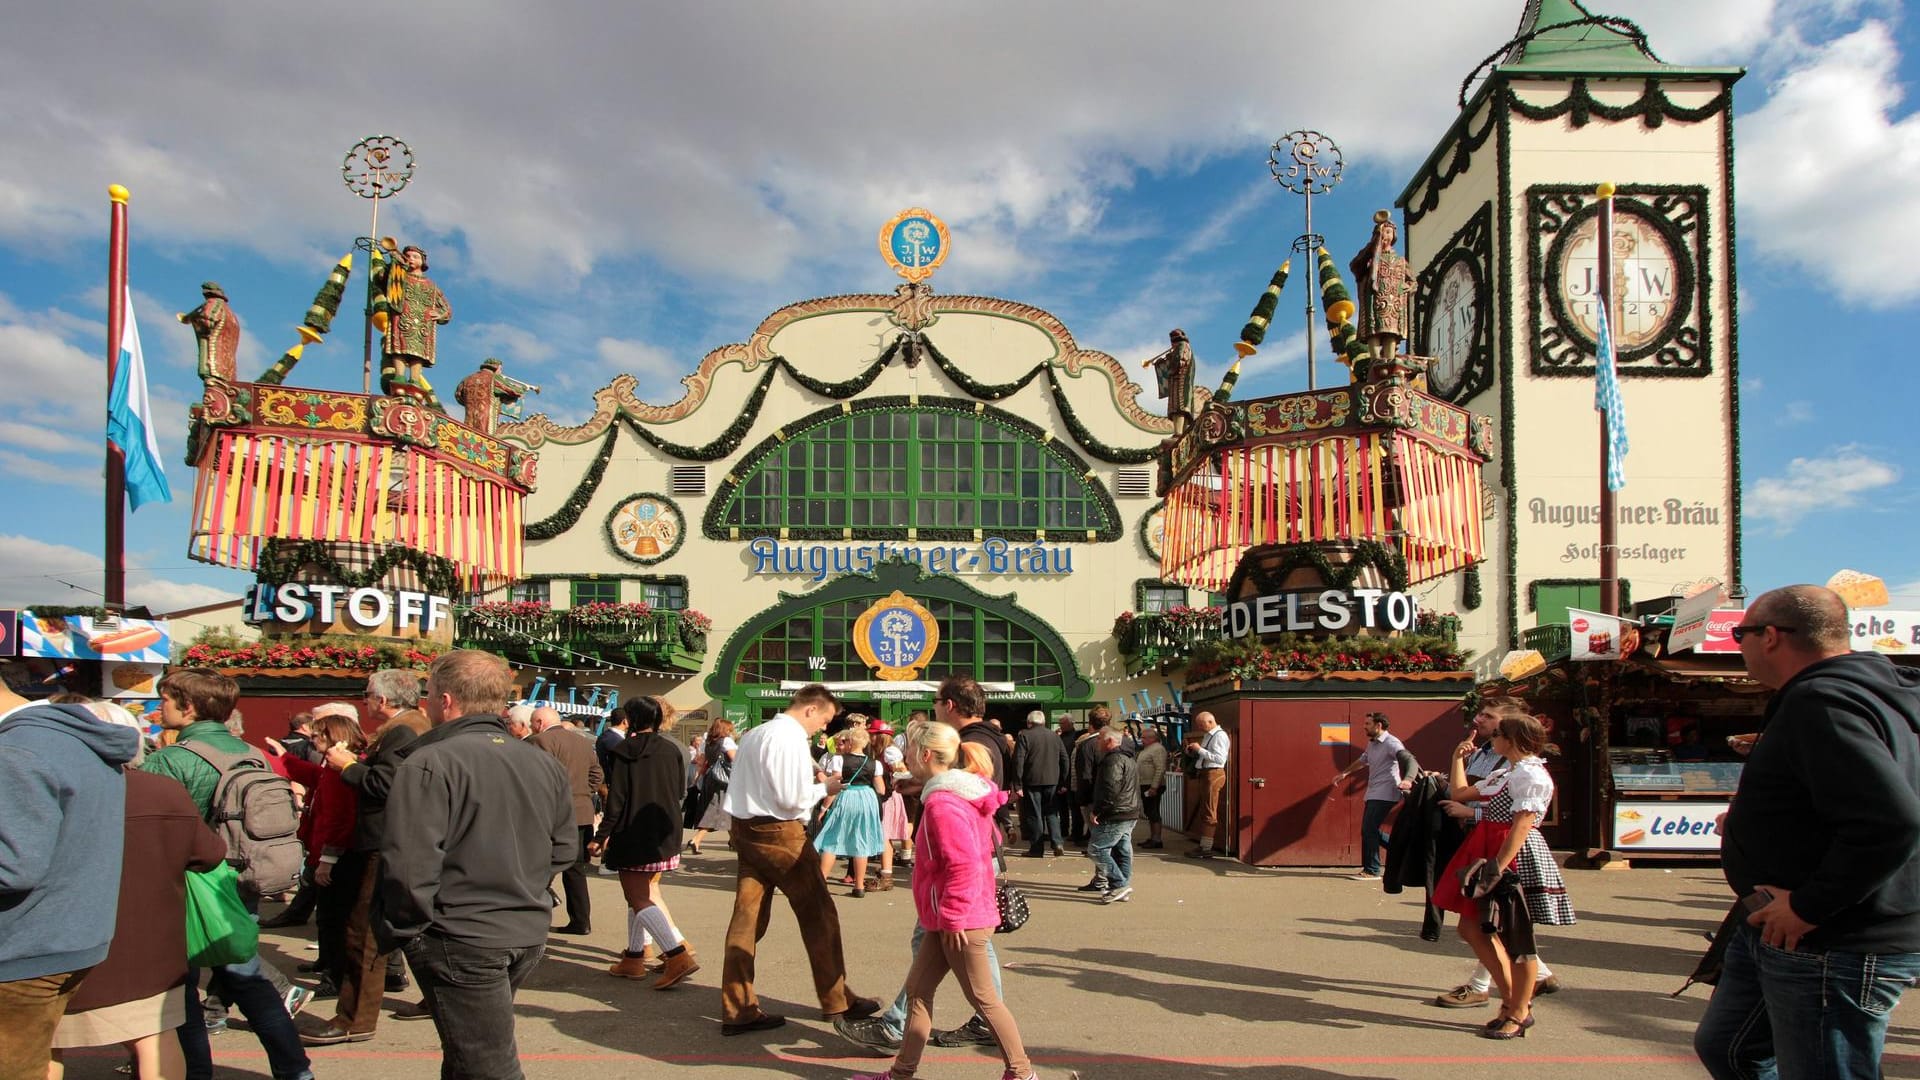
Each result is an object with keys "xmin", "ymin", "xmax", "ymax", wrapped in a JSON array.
[
  {"xmin": 846, "ymin": 720, "xmax": 1036, "ymax": 1080},
  {"xmin": 815, "ymin": 726, "xmax": 887, "ymax": 897}
]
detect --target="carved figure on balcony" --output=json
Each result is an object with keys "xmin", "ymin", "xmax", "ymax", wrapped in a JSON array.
[
  {"xmin": 1349, "ymin": 211, "xmax": 1415, "ymax": 360},
  {"xmin": 372, "ymin": 240, "xmax": 452, "ymax": 397},
  {"xmin": 179, "ymin": 281, "xmax": 240, "ymax": 383},
  {"xmin": 1143, "ymin": 329, "xmax": 1195, "ymax": 429},
  {"xmin": 455, "ymin": 358, "xmax": 539, "ymax": 435}
]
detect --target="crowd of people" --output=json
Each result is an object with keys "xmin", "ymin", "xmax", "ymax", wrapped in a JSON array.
[{"xmin": 0, "ymin": 583, "xmax": 1916, "ymax": 1080}]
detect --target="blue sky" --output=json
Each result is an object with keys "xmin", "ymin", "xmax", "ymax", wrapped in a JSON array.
[{"xmin": 0, "ymin": 0, "xmax": 1915, "ymax": 613}]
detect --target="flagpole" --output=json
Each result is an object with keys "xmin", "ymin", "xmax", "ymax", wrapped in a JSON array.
[
  {"xmin": 105, "ymin": 184, "xmax": 129, "ymax": 611},
  {"xmin": 1596, "ymin": 181, "xmax": 1619, "ymax": 618}
]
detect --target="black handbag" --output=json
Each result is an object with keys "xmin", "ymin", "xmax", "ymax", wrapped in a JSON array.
[{"xmin": 995, "ymin": 881, "xmax": 1031, "ymax": 934}]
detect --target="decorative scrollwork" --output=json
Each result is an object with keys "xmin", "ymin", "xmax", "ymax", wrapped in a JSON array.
[{"xmin": 342, "ymin": 136, "xmax": 414, "ymax": 200}]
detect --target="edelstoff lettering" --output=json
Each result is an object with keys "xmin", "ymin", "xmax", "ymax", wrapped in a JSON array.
[
  {"xmin": 1227, "ymin": 588, "xmax": 1419, "ymax": 639},
  {"xmin": 246, "ymin": 583, "xmax": 450, "ymax": 633}
]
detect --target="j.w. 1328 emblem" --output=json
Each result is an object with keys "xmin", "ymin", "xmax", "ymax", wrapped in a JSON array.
[
  {"xmin": 879, "ymin": 209, "xmax": 950, "ymax": 283},
  {"xmin": 852, "ymin": 591, "xmax": 940, "ymax": 681}
]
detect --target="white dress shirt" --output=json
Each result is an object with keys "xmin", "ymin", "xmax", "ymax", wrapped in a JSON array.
[
  {"xmin": 722, "ymin": 712, "xmax": 827, "ymax": 821},
  {"xmin": 1196, "ymin": 726, "xmax": 1230, "ymax": 769}
]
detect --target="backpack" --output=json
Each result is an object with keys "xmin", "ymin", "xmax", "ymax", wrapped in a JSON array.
[{"xmin": 179, "ymin": 741, "xmax": 305, "ymax": 898}]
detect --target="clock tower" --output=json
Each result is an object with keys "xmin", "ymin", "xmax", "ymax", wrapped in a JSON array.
[{"xmin": 1397, "ymin": 0, "xmax": 1744, "ymax": 656}]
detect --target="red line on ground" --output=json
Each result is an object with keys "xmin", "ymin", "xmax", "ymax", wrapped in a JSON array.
[{"xmin": 75, "ymin": 1048, "xmax": 1920, "ymax": 1066}]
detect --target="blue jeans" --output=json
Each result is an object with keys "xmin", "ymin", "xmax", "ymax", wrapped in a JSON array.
[
  {"xmin": 1360, "ymin": 798, "xmax": 1396, "ymax": 875},
  {"xmin": 1695, "ymin": 923, "xmax": 1920, "ymax": 1080},
  {"xmin": 180, "ymin": 955, "xmax": 313, "ymax": 1080},
  {"xmin": 1021, "ymin": 787, "xmax": 1064, "ymax": 853},
  {"xmin": 880, "ymin": 921, "xmax": 1003, "ymax": 1038},
  {"xmin": 1088, "ymin": 820, "xmax": 1134, "ymax": 890},
  {"xmin": 405, "ymin": 934, "xmax": 545, "ymax": 1080}
]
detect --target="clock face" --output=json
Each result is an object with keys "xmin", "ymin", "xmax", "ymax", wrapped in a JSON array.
[
  {"xmin": 1556, "ymin": 208, "xmax": 1681, "ymax": 350},
  {"xmin": 1423, "ymin": 258, "xmax": 1480, "ymax": 400}
]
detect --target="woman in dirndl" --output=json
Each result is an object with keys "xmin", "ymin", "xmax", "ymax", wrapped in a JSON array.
[
  {"xmin": 591, "ymin": 696, "xmax": 700, "ymax": 989},
  {"xmin": 814, "ymin": 725, "xmax": 888, "ymax": 897},
  {"xmin": 1432, "ymin": 706, "xmax": 1574, "ymax": 1040}
]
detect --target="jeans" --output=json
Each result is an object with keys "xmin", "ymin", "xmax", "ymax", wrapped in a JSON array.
[
  {"xmin": 405, "ymin": 934, "xmax": 544, "ymax": 1080},
  {"xmin": 1695, "ymin": 923, "xmax": 1920, "ymax": 1080},
  {"xmin": 1089, "ymin": 820, "xmax": 1134, "ymax": 890},
  {"xmin": 881, "ymin": 921, "xmax": 1004, "ymax": 1038},
  {"xmin": 1020, "ymin": 787, "xmax": 1064, "ymax": 853},
  {"xmin": 1360, "ymin": 798, "xmax": 1396, "ymax": 875},
  {"xmin": 181, "ymin": 955, "xmax": 313, "ymax": 1080}
]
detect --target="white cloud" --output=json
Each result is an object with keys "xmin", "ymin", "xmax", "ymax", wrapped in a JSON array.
[
  {"xmin": 0, "ymin": 2, "xmax": 1785, "ymax": 298},
  {"xmin": 1745, "ymin": 445, "xmax": 1901, "ymax": 527},
  {"xmin": 1889, "ymin": 577, "xmax": 1920, "ymax": 607},
  {"xmin": 1738, "ymin": 21, "xmax": 1920, "ymax": 306},
  {"xmin": 0, "ymin": 533, "xmax": 236, "ymax": 612},
  {"xmin": 1778, "ymin": 400, "xmax": 1816, "ymax": 425}
]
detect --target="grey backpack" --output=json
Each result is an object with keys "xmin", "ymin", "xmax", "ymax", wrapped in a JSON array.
[{"xmin": 180, "ymin": 742, "xmax": 305, "ymax": 898}]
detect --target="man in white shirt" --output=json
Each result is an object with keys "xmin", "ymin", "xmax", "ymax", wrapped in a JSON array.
[
  {"xmin": 718, "ymin": 684, "xmax": 879, "ymax": 1036},
  {"xmin": 1185, "ymin": 711, "xmax": 1231, "ymax": 858}
]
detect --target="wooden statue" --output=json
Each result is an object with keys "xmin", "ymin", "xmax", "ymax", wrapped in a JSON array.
[
  {"xmin": 1349, "ymin": 210, "xmax": 1415, "ymax": 359},
  {"xmin": 455, "ymin": 358, "xmax": 538, "ymax": 434},
  {"xmin": 178, "ymin": 281, "xmax": 240, "ymax": 382},
  {"xmin": 1143, "ymin": 329, "xmax": 1196, "ymax": 427},
  {"xmin": 372, "ymin": 241, "xmax": 452, "ymax": 395}
]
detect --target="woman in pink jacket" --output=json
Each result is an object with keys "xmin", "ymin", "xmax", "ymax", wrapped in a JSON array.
[{"xmin": 850, "ymin": 719, "xmax": 1036, "ymax": 1080}]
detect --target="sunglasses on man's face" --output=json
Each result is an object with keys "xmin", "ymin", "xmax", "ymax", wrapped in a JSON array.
[{"xmin": 1730, "ymin": 624, "xmax": 1797, "ymax": 643}]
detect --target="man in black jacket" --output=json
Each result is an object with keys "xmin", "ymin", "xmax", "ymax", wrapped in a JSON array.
[
  {"xmin": 1012, "ymin": 710, "xmax": 1068, "ymax": 857},
  {"xmin": 378, "ymin": 651, "xmax": 576, "ymax": 1080},
  {"xmin": 1088, "ymin": 728, "xmax": 1141, "ymax": 904},
  {"xmin": 1696, "ymin": 585, "xmax": 1920, "ymax": 1080}
]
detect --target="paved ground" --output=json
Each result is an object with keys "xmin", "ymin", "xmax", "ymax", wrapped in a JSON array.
[{"xmin": 59, "ymin": 843, "xmax": 1920, "ymax": 1079}]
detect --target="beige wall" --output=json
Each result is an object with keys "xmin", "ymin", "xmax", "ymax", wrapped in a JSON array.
[
  {"xmin": 1403, "ymin": 76, "xmax": 1737, "ymax": 660},
  {"xmin": 510, "ymin": 302, "xmax": 1188, "ymax": 717}
]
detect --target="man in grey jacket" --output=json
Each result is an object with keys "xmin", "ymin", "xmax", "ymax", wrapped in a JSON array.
[
  {"xmin": 1089, "ymin": 728, "xmax": 1142, "ymax": 904},
  {"xmin": 379, "ymin": 650, "xmax": 575, "ymax": 1080},
  {"xmin": 1011, "ymin": 710, "xmax": 1068, "ymax": 858}
]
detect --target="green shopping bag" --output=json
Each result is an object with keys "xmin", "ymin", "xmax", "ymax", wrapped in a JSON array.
[{"xmin": 185, "ymin": 863, "xmax": 259, "ymax": 968}]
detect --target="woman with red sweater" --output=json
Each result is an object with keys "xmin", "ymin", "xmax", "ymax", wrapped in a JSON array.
[
  {"xmin": 849, "ymin": 719, "xmax": 1036, "ymax": 1080},
  {"xmin": 268, "ymin": 710, "xmax": 367, "ymax": 995}
]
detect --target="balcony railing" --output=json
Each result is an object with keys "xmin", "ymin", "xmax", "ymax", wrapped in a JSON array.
[
  {"xmin": 1115, "ymin": 611, "xmax": 1224, "ymax": 675},
  {"xmin": 456, "ymin": 608, "xmax": 707, "ymax": 672}
]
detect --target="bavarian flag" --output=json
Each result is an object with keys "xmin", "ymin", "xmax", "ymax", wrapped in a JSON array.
[
  {"xmin": 107, "ymin": 286, "xmax": 173, "ymax": 510},
  {"xmin": 1594, "ymin": 294, "xmax": 1630, "ymax": 492}
]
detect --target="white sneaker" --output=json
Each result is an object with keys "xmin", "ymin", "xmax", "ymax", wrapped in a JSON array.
[{"xmin": 1100, "ymin": 886, "xmax": 1133, "ymax": 904}]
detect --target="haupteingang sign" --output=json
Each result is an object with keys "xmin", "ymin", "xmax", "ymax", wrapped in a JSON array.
[{"xmin": 1225, "ymin": 588, "xmax": 1420, "ymax": 639}]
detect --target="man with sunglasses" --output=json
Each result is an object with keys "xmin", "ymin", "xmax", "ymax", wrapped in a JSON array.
[{"xmin": 1697, "ymin": 585, "xmax": 1920, "ymax": 1080}]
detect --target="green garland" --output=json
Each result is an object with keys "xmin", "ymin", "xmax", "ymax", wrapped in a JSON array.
[
  {"xmin": 1723, "ymin": 92, "xmax": 1743, "ymax": 588},
  {"xmin": 602, "ymin": 492, "xmax": 687, "ymax": 565},
  {"xmin": 524, "ymin": 426, "xmax": 617, "ymax": 540},
  {"xmin": 258, "ymin": 539, "xmax": 462, "ymax": 598},
  {"xmin": 1137, "ymin": 498, "xmax": 1165, "ymax": 560},
  {"xmin": 1498, "ymin": 95, "xmax": 1519, "ymax": 648},
  {"xmin": 1187, "ymin": 632, "xmax": 1470, "ymax": 683},
  {"xmin": 23, "ymin": 605, "xmax": 114, "ymax": 618},
  {"xmin": 1238, "ymin": 264, "xmax": 1290, "ymax": 350},
  {"xmin": 1402, "ymin": 94, "xmax": 1499, "ymax": 227},
  {"xmin": 1228, "ymin": 540, "xmax": 1411, "ymax": 597},
  {"xmin": 702, "ymin": 393, "xmax": 1124, "ymax": 542},
  {"xmin": 621, "ymin": 364, "xmax": 779, "ymax": 461},
  {"xmin": 1463, "ymin": 563, "xmax": 1483, "ymax": 611}
]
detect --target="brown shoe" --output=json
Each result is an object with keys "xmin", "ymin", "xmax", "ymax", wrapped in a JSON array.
[
  {"xmin": 652, "ymin": 949, "xmax": 699, "ymax": 990},
  {"xmin": 1433, "ymin": 983, "xmax": 1491, "ymax": 1008},
  {"xmin": 609, "ymin": 953, "xmax": 653, "ymax": 979},
  {"xmin": 869, "ymin": 877, "xmax": 894, "ymax": 892}
]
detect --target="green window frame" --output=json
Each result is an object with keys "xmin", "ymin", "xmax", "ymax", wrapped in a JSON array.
[
  {"xmin": 735, "ymin": 598, "xmax": 1067, "ymax": 688},
  {"xmin": 639, "ymin": 579, "xmax": 687, "ymax": 610},
  {"xmin": 570, "ymin": 580, "xmax": 620, "ymax": 607},
  {"xmin": 1135, "ymin": 580, "xmax": 1187, "ymax": 614},
  {"xmin": 711, "ymin": 400, "xmax": 1119, "ymax": 540}
]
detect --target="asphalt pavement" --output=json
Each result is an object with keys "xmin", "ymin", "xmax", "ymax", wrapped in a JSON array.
[{"xmin": 55, "ymin": 842, "xmax": 1920, "ymax": 1079}]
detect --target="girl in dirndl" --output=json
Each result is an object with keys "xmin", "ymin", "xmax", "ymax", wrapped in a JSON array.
[
  {"xmin": 1432, "ymin": 706, "xmax": 1574, "ymax": 1040},
  {"xmin": 815, "ymin": 726, "xmax": 887, "ymax": 897},
  {"xmin": 591, "ymin": 696, "xmax": 700, "ymax": 989}
]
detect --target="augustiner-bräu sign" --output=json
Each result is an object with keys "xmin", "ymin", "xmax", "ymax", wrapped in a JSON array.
[{"xmin": 1226, "ymin": 588, "xmax": 1421, "ymax": 639}]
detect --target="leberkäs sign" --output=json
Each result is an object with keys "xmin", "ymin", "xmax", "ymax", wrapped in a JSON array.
[
  {"xmin": 1227, "ymin": 588, "xmax": 1421, "ymax": 639},
  {"xmin": 245, "ymin": 583, "xmax": 451, "ymax": 634}
]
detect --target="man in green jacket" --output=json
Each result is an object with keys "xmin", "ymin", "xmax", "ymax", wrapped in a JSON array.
[{"xmin": 144, "ymin": 668, "xmax": 313, "ymax": 1080}]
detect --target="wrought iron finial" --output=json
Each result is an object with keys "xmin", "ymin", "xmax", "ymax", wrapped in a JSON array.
[
  {"xmin": 1268, "ymin": 131, "xmax": 1344, "ymax": 196},
  {"xmin": 342, "ymin": 136, "xmax": 415, "ymax": 200}
]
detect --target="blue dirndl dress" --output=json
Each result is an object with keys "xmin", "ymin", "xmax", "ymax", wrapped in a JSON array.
[{"xmin": 814, "ymin": 754, "xmax": 885, "ymax": 857}]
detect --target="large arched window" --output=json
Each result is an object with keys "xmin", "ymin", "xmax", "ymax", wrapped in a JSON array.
[{"xmin": 707, "ymin": 398, "xmax": 1121, "ymax": 540}]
